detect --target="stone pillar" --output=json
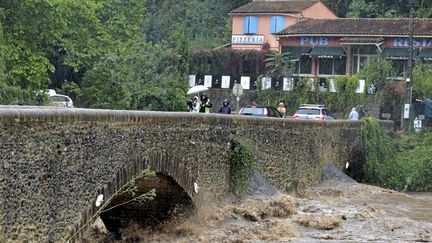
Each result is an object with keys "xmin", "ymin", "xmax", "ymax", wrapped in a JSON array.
[
  {"xmin": 346, "ymin": 45, "xmax": 353, "ymax": 76},
  {"xmin": 311, "ymin": 57, "xmax": 318, "ymax": 76}
]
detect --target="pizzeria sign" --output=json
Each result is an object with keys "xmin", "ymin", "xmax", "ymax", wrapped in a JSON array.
[{"xmin": 232, "ymin": 35, "xmax": 264, "ymax": 45}]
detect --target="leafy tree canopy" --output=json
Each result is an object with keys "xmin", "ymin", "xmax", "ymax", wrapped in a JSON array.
[{"xmin": 1, "ymin": 0, "xmax": 432, "ymax": 108}]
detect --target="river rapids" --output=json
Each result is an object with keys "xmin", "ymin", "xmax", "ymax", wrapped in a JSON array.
[{"xmin": 82, "ymin": 169, "xmax": 432, "ymax": 242}]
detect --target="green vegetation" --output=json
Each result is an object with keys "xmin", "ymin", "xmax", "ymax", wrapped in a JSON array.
[
  {"xmin": 101, "ymin": 169, "xmax": 156, "ymax": 213},
  {"xmin": 0, "ymin": 0, "xmax": 248, "ymax": 108},
  {"xmin": 384, "ymin": 131, "xmax": 432, "ymax": 191},
  {"xmin": 413, "ymin": 63, "xmax": 432, "ymax": 101},
  {"xmin": 228, "ymin": 137, "xmax": 254, "ymax": 195},
  {"xmin": 253, "ymin": 75, "xmax": 366, "ymax": 118},
  {"xmin": 328, "ymin": 0, "xmax": 432, "ymax": 18},
  {"xmin": 361, "ymin": 117, "xmax": 432, "ymax": 192},
  {"xmin": 264, "ymin": 51, "xmax": 295, "ymax": 79},
  {"xmin": 360, "ymin": 117, "xmax": 394, "ymax": 185},
  {"xmin": 2, "ymin": 0, "xmax": 431, "ymax": 110},
  {"xmin": 68, "ymin": 168, "xmax": 156, "ymax": 241}
]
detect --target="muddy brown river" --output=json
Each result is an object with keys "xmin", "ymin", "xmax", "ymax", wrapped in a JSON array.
[{"xmin": 82, "ymin": 178, "xmax": 432, "ymax": 242}]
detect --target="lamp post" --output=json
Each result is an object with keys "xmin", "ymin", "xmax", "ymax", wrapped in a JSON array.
[{"xmin": 403, "ymin": 0, "xmax": 418, "ymax": 131}]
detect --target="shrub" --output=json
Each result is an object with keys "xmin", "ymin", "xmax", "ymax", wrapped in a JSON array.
[{"xmin": 361, "ymin": 118, "xmax": 432, "ymax": 191}]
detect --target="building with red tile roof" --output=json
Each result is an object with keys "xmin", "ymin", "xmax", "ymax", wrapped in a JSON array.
[
  {"xmin": 229, "ymin": 0, "xmax": 337, "ymax": 51},
  {"xmin": 276, "ymin": 18, "xmax": 432, "ymax": 78}
]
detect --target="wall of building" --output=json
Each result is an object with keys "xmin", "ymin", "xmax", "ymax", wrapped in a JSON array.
[
  {"xmin": 0, "ymin": 107, "xmax": 393, "ymax": 242},
  {"xmin": 303, "ymin": 2, "xmax": 338, "ymax": 19},
  {"xmin": 232, "ymin": 14, "xmax": 300, "ymax": 51},
  {"xmin": 231, "ymin": 2, "xmax": 337, "ymax": 52}
]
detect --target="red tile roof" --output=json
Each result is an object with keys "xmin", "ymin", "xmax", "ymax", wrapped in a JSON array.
[
  {"xmin": 277, "ymin": 18, "xmax": 432, "ymax": 37},
  {"xmin": 229, "ymin": 0, "xmax": 320, "ymax": 15}
]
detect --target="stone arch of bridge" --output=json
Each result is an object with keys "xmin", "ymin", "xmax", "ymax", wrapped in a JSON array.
[{"xmin": 67, "ymin": 151, "xmax": 198, "ymax": 242}]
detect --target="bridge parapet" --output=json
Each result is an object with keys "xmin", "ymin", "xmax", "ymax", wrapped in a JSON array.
[{"xmin": 0, "ymin": 107, "xmax": 393, "ymax": 242}]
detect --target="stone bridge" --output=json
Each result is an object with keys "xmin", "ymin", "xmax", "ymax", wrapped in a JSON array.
[{"xmin": 0, "ymin": 107, "xmax": 393, "ymax": 242}]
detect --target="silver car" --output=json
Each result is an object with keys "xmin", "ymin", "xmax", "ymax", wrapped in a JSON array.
[{"xmin": 292, "ymin": 104, "xmax": 334, "ymax": 120}]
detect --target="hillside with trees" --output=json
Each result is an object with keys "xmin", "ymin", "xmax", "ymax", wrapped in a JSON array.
[{"xmin": 0, "ymin": 0, "xmax": 432, "ymax": 109}]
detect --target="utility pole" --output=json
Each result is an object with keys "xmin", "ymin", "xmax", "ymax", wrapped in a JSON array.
[{"xmin": 402, "ymin": 0, "xmax": 417, "ymax": 132}]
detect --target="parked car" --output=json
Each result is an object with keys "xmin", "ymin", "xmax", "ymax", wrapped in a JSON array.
[
  {"xmin": 292, "ymin": 104, "xmax": 334, "ymax": 120},
  {"xmin": 239, "ymin": 105, "xmax": 282, "ymax": 118},
  {"xmin": 46, "ymin": 90, "xmax": 74, "ymax": 107}
]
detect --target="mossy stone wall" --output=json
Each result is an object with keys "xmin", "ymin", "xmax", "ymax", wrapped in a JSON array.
[{"xmin": 0, "ymin": 106, "xmax": 393, "ymax": 242}]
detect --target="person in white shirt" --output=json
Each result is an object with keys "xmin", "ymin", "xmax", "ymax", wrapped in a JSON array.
[{"xmin": 348, "ymin": 107, "xmax": 359, "ymax": 120}]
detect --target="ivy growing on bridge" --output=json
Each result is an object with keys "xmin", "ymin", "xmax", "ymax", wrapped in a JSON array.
[
  {"xmin": 360, "ymin": 117, "xmax": 393, "ymax": 185},
  {"xmin": 228, "ymin": 136, "xmax": 254, "ymax": 195}
]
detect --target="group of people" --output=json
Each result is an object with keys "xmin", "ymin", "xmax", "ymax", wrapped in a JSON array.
[
  {"xmin": 187, "ymin": 94, "xmax": 232, "ymax": 114},
  {"xmin": 187, "ymin": 94, "xmax": 213, "ymax": 113},
  {"xmin": 188, "ymin": 96, "xmax": 365, "ymax": 120}
]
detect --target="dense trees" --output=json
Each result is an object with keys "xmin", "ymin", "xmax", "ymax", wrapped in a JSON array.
[
  {"xmin": 324, "ymin": 0, "xmax": 432, "ymax": 18},
  {"xmin": 0, "ymin": 0, "xmax": 250, "ymax": 109},
  {"xmin": 0, "ymin": 0, "xmax": 431, "ymax": 109}
]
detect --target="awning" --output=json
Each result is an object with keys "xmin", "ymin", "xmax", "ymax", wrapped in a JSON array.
[
  {"xmin": 418, "ymin": 48, "xmax": 432, "ymax": 58},
  {"xmin": 310, "ymin": 47, "xmax": 345, "ymax": 57},
  {"xmin": 281, "ymin": 46, "xmax": 311, "ymax": 59},
  {"xmin": 383, "ymin": 48, "xmax": 418, "ymax": 59}
]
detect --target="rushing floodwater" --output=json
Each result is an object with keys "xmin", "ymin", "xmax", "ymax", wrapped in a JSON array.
[{"xmin": 82, "ymin": 178, "xmax": 432, "ymax": 242}]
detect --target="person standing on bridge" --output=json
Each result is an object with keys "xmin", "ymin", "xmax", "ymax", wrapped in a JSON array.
[
  {"xmin": 187, "ymin": 96, "xmax": 200, "ymax": 112},
  {"xmin": 199, "ymin": 93, "xmax": 213, "ymax": 113},
  {"xmin": 348, "ymin": 107, "xmax": 359, "ymax": 120},
  {"xmin": 277, "ymin": 102, "xmax": 287, "ymax": 117},
  {"xmin": 219, "ymin": 99, "xmax": 231, "ymax": 114}
]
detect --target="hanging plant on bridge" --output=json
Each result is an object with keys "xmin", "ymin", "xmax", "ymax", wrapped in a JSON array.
[{"xmin": 228, "ymin": 136, "xmax": 254, "ymax": 195}]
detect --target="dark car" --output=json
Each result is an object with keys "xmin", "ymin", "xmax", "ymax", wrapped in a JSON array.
[{"xmin": 239, "ymin": 105, "xmax": 282, "ymax": 118}]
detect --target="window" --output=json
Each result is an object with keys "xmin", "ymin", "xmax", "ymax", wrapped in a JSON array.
[
  {"xmin": 382, "ymin": 48, "xmax": 411, "ymax": 79},
  {"xmin": 422, "ymin": 59, "xmax": 432, "ymax": 65},
  {"xmin": 319, "ymin": 58, "xmax": 333, "ymax": 75},
  {"xmin": 322, "ymin": 109, "xmax": 330, "ymax": 116},
  {"xmin": 296, "ymin": 108, "xmax": 320, "ymax": 115},
  {"xmin": 294, "ymin": 55, "xmax": 312, "ymax": 75},
  {"xmin": 49, "ymin": 96, "xmax": 69, "ymax": 102},
  {"xmin": 318, "ymin": 57, "xmax": 347, "ymax": 76},
  {"xmin": 390, "ymin": 59, "xmax": 407, "ymax": 78},
  {"xmin": 241, "ymin": 107, "xmax": 265, "ymax": 115},
  {"xmin": 270, "ymin": 16, "xmax": 285, "ymax": 34},
  {"xmin": 352, "ymin": 46, "xmax": 378, "ymax": 74},
  {"xmin": 334, "ymin": 57, "xmax": 346, "ymax": 75},
  {"xmin": 243, "ymin": 16, "xmax": 258, "ymax": 34}
]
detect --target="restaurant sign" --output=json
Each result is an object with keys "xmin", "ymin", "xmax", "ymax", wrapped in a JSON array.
[
  {"xmin": 389, "ymin": 38, "xmax": 432, "ymax": 48},
  {"xmin": 232, "ymin": 35, "xmax": 264, "ymax": 45}
]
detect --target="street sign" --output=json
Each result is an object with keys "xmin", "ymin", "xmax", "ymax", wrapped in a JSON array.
[
  {"xmin": 232, "ymin": 83, "xmax": 243, "ymax": 97},
  {"xmin": 404, "ymin": 104, "xmax": 410, "ymax": 119}
]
